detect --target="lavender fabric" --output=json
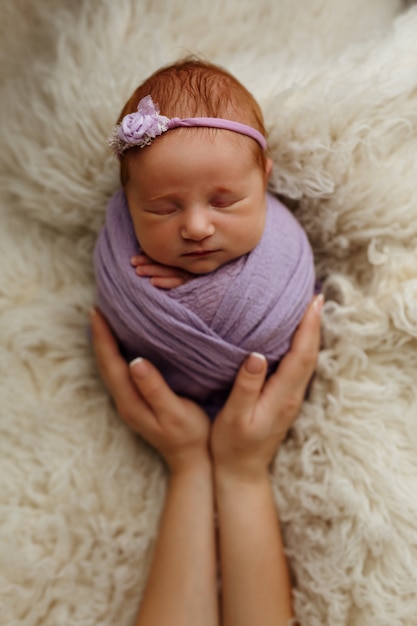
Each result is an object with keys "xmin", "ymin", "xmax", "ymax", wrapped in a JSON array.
[{"xmin": 94, "ymin": 190, "xmax": 315, "ymax": 419}]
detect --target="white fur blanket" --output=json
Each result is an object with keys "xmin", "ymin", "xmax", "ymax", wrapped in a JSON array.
[{"xmin": 1, "ymin": 1, "xmax": 417, "ymax": 625}]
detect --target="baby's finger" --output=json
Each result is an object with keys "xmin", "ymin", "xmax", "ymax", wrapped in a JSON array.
[
  {"xmin": 219, "ymin": 352, "xmax": 268, "ymax": 424},
  {"xmin": 135, "ymin": 263, "xmax": 184, "ymax": 278},
  {"xmin": 150, "ymin": 276, "xmax": 187, "ymax": 289},
  {"xmin": 130, "ymin": 254, "xmax": 152, "ymax": 266}
]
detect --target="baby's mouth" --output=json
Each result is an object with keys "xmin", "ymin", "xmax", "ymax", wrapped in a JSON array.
[{"xmin": 182, "ymin": 249, "xmax": 219, "ymax": 257}]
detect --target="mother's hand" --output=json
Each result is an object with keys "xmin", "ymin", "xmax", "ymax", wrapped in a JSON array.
[
  {"xmin": 90, "ymin": 294, "xmax": 322, "ymax": 476},
  {"xmin": 211, "ymin": 295, "xmax": 323, "ymax": 481},
  {"xmin": 90, "ymin": 308, "xmax": 210, "ymax": 474}
]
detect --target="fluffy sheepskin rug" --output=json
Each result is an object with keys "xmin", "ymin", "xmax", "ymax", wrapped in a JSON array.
[{"xmin": 1, "ymin": 1, "xmax": 417, "ymax": 624}]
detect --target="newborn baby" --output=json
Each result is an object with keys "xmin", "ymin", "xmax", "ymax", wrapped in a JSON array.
[{"xmin": 94, "ymin": 59, "xmax": 315, "ymax": 418}]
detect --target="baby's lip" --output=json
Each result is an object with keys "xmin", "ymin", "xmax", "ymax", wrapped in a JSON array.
[{"xmin": 182, "ymin": 249, "xmax": 219, "ymax": 257}]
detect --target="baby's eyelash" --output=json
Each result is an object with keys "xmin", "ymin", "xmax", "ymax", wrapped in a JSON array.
[
  {"xmin": 211, "ymin": 198, "xmax": 238, "ymax": 208},
  {"xmin": 145, "ymin": 207, "xmax": 177, "ymax": 215}
]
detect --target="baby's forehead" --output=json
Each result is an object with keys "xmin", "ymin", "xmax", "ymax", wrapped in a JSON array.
[
  {"xmin": 129, "ymin": 137, "xmax": 262, "ymax": 193},
  {"xmin": 138, "ymin": 129, "xmax": 258, "ymax": 171},
  {"xmin": 147, "ymin": 125, "xmax": 260, "ymax": 163}
]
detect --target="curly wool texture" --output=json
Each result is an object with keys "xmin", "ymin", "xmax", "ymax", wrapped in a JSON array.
[{"xmin": 1, "ymin": 1, "xmax": 417, "ymax": 625}]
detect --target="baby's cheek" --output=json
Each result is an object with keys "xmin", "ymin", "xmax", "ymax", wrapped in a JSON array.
[{"xmin": 132, "ymin": 225, "xmax": 151, "ymax": 256}]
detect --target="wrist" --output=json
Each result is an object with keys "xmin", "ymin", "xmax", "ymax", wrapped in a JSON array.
[
  {"xmin": 214, "ymin": 464, "xmax": 271, "ymax": 493},
  {"xmin": 169, "ymin": 450, "xmax": 213, "ymax": 480},
  {"xmin": 214, "ymin": 469, "xmax": 277, "ymax": 532}
]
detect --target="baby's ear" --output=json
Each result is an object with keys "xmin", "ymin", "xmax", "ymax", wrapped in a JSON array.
[{"xmin": 264, "ymin": 158, "xmax": 273, "ymax": 183}]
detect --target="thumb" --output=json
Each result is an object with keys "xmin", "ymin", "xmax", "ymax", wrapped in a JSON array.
[
  {"xmin": 129, "ymin": 357, "xmax": 178, "ymax": 415},
  {"xmin": 220, "ymin": 353, "xmax": 268, "ymax": 422}
]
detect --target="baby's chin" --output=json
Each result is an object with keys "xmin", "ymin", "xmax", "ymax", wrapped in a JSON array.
[
  {"xmin": 177, "ymin": 257, "xmax": 225, "ymax": 275},
  {"xmin": 177, "ymin": 253, "xmax": 243, "ymax": 276}
]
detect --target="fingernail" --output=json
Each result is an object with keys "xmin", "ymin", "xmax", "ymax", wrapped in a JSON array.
[
  {"xmin": 245, "ymin": 352, "xmax": 267, "ymax": 374},
  {"xmin": 129, "ymin": 357, "xmax": 150, "ymax": 379},
  {"xmin": 312, "ymin": 293, "xmax": 324, "ymax": 314}
]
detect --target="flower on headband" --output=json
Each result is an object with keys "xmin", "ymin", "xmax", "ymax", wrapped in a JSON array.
[{"xmin": 109, "ymin": 95, "xmax": 170, "ymax": 155}]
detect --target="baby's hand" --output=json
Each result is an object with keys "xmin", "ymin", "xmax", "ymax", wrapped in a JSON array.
[{"xmin": 131, "ymin": 254, "xmax": 192, "ymax": 289}]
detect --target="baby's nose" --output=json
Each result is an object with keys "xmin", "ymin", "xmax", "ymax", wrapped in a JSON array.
[{"xmin": 180, "ymin": 208, "xmax": 215, "ymax": 240}]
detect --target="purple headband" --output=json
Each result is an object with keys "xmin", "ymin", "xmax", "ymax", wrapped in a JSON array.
[{"xmin": 109, "ymin": 95, "xmax": 267, "ymax": 155}]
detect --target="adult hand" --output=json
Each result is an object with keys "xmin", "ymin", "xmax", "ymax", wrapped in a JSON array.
[
  {"xmin": 90, "ymin": 308, "xmax": 211, "ymax": 474},
  {"xmin": 211, "ymin": 294, "xmax": 323, "ymax": 481}
]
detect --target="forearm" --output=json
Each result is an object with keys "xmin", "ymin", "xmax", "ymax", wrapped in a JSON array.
[
  {"xmin": 215, "ymin": 471, "xmax": 293, "ymax": 626},
  {"xmin": 136, "ymin": 461, "xmax": 218, "ymax": 626}
]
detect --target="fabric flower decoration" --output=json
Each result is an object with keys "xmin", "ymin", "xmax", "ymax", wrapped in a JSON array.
[{"xmin": 109, "ymin": 95, "xmax": 169, "ymax": 155}]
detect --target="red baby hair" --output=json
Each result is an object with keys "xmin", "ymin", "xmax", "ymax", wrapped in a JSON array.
[{"xmin": 117, "ymin": 58, "xmax": 267, "ymax": 185}]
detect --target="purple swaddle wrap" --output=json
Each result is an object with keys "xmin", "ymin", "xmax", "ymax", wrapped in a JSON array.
[{"xmin": 94, "ymin": 189, "xmax": 315, "ymax": 419}]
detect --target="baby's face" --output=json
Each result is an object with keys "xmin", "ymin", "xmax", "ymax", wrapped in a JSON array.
[{"xmin": 125, "ymin": 130, "xmax": 272, "ymax": 274}]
